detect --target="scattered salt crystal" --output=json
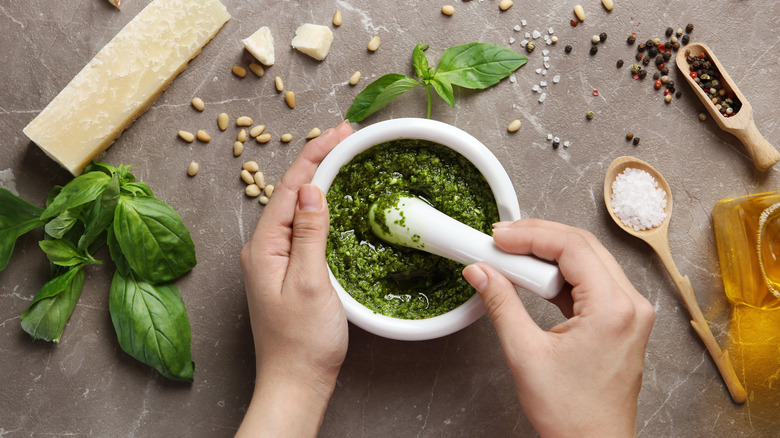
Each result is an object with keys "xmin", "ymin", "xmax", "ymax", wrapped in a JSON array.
[
  {"xmin": 552, "ymin": 74, "xmax": 561, "ymax": 83},
  {"xmin": 514, "ymin": 25, "xmax": 522, "ymax": 31},
  {"xmin": 532, "ymin": 29, "xmax": 541, "ymax": 39},
  {"xmin": 509, "ymin": 74, "xmax": 516, "ymax": 83},
  {"xmin": 540, "ymin": 81, "xmax": 547, "ymax": 87},
  {"xmin": 535, "ymin": 68, "xmax": 542, "ymax": 74},
  {"xmin": 525, "ymin": 32, "xmax": 531, "ymax": 39},
  {"xmin": 547, "ymin": 134, "xmax": 553, "ymax": 140},
  {"xmin": 532, "ymin": 84, "xmax": 541, "ymax": 92},
  {"xmin": 553, "ymin": 137, "xmax": 560, "ymax": 143},
  {"xmin": 509, "ymin": 37, "xmax": 515, "ymax": 44},
  {"xmin": 611, "ymin": 168, "xmax": 668, "ymax": 231},
  {"xmin": 521, "ymin": 19, "xmax": 527, "ymax": 26},
  {"xmin": 563, "ymin": 141, "xmax": 571, "ymax": 147},
  {"xmin": 520, "ymin": 39, "xmax": 529, "ymax": 47},
  {"xmin": 543, "ymin": 56, "xmax": 549, "ymax": 62},
  {"xmin": 549, "ymin": 27, "xmax": 555, "ymax": 34},
  {"xmin": 544, "ymin": 61, "xmax": 550, "ymax": 69},
  {"xmin": 541, "ymin": 69, "xmax": 547, "ymax": 75},
  {"xmin": 542, "ymin": 49, "xmax": 549, "ymax": 56},
  {"xmin": 539, "ymin": 92, "xmax": 547, "ymax": 103}
]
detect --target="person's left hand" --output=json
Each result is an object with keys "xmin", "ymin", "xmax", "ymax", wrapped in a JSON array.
[{"xmin": 237, "ymin": 120, "xmax": 353, "ymax": 438}]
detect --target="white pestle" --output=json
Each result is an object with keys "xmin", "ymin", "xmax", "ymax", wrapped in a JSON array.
[{"xmin": 368, "ymin": 195, "xmax": 564, "ymax": 300}]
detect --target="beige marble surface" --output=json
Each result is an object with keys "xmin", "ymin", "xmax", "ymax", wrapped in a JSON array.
[{"xmin": 1, "ymin": 0, "xmax": 779, "ymax": 436}]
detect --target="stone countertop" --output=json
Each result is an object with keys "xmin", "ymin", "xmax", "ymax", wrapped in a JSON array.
[{"xmin": 1, "ymin": 0, "xmax": 779, "ymax": 436}]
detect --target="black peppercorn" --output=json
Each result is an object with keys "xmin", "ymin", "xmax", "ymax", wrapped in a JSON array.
[
  {"xmin": 662, "ymin": 52, "xmax": 671, "ymax": 61},
  {"xmin": 590, "ymin": 45, "xmax": 598, "ymax": 55},
  {"xmin": 672, "ymin": 41, "xmax": 680, "ymax": 50},
  {"xmin": 633, "ymin": 137, "xmax": 640, "ymax": 146},
  {"xmin": 599, "ymin": 32, "xmax": 607, "ymax": 42},
  {"xmin": 661, "ymin": 66, "xmax": 669, "ymax": 75},
  {"xmin": 655, "ymin": 55, "xmax": 664, "ymax": 65},
  {"xmin": 617, "ymin": 59, "xmax": 624, "ymax": 68},
  {"xmin": 648, "ymin": 46, "xmax": 658, "ymax": 57},
  {"xmin": 565, "ymin": 44, "xmax": 572, "ymax": 53},
  {"xmin": 638, "ymin": 69, "xmax": 647, "ymax": 79},
  {"xmin": 675, "ymin": 91, "xmax": 682, "ymax": 98},
  {"xmin": 685, "ymin": 23, "xmax": 694, "ymax": 33},
  {"xmin": 642, "ymin": 55, "xmax": 650, "ymax": 66},
  {"xmin": 638, "ymin": 42, "xmax": 646, "ymax": 52},
  {"xmin": 667, "ymin": 80, "xmax": 674, "ymax": 88},
  {"xmin": 653, "ymin": 72, "xmax": 660, "ymax": 80},
  {"xmin": 681, "ymin": 35, "xmax": 690, "ymax": 45},
  {"xmin": 627, "ymin": 34, "xmax": 636, "ymax": 45},
  {"xmin": 666, "ymin": 27, "xmax": 674, "ymax": 37}
]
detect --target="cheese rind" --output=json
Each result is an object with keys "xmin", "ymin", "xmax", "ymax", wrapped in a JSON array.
[
  {"xmin": 242, "ymin": 26, "xmax": 275, "ymax": 66},
  {"xmin": 291, "ymin": 24, "xmax": 334, "ymax": 61},
  {"xmin": 23, "ymin": 0, "xmax": 231, "ymax": 176}
]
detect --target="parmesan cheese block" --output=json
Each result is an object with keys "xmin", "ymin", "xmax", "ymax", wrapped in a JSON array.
[
  {"xmin": 23, "ymin": 0, "xmax": 231, "ymax": 176},
  {"xmin": 242, "ymin": 26, "xmax": 275, "ymax": 66},
  {"xmin": 291, "ymin": 24, "xmax": 334, "ymax": 61}
]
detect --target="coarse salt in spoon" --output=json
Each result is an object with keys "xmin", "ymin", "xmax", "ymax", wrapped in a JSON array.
[
  {"xmin": 604, "ymin": 156, "xmax": 747, "ymax": 404},
  {"xmin": 368, "ymin": 193, "xmax": 564, "ymax": 300},
  {"xmin": 676, "ymin": 42, "xmax": 779, "ymax": 171}
]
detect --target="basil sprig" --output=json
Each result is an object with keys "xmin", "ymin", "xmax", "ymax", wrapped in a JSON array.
[
  {"xmin": 345, "ymin": 42, "xmax": 527, "ymax": 122},
  {"xmin": 0, "ymin": 162, "xmax": 197, "ymax": 381}
]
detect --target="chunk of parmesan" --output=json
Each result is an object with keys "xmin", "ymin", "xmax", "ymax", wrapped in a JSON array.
[
  {"xmin": 242, "ymin": 26, "xmax": 275, "ymax": 66},
  {"xmin": 23, "ymin": 0, "xmax": 230, "ymax": 176},
  {"xmin": 290, "ymin": 24, "xmax": 334, "ymax": 61}
]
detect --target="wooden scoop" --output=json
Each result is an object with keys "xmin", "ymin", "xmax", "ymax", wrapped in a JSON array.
[
  {"xmin": 676, "ymin": 42, "xmax": 779, "ymax": 171},
  {"xmin": 604, "ymin": 156, "xmax": 747, "ymax": 404}
]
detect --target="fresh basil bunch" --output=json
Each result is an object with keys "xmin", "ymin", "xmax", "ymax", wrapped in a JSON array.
[
  {"xmin": 345, "ymin": 42, "xmax": 527, "ymax": 122},
  {"xmin": 1, "ymin": 162, "xmax": 196, "ymax": 381}
]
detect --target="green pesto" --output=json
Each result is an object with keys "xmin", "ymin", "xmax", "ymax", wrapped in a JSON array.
[{"xmin": 326, "ymin": 139, "xmax": 500, "ymax": 319}]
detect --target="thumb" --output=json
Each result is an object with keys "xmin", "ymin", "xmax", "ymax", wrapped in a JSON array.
[
  {"xmin": 288, "ymin": 184, "xmax": 331, "ymax": 283},
  {"xmin": 463, "ymin": 263, "xmax": 543, "ymax": 352}
]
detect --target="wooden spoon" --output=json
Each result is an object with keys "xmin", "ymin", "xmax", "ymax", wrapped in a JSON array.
[
  {"xmin": 676, "ymin": 42, "xmax": 779, "ymax": 171},
  {"xmin": 604, "ymin": 156, "xmax": 747, "ymax": 404}
]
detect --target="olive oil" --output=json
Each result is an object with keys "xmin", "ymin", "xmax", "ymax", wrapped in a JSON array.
[{"xmin": 713, "ymin": 191, "xmax": 780, "ymax": 310}]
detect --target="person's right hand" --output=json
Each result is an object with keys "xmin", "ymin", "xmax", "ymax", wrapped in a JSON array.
[{"xmin": 462, "ymin": 219, "xmax": 654, "ymax": 438}]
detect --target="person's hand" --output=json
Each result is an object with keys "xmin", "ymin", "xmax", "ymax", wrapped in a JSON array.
[
  {"xmin": 236, "ymin": 121, "xmax": 353, "ymax": 438},
  {"xmin": 462, "ymin": 219, "xmax": 654, "ymax": 438}
]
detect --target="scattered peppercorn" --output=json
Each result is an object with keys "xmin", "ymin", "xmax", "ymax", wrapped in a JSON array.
[
  {"xmin": 592, "ymin": 35, "xmax": 601, "ymax": 44},
  {"xmin": 642, "ymin": 55, "xmax": 650, "ymax": 66},
  {"xmin": 599, "ymin": 32, "xmax": 607, "ymax": 42},
  {"xmin": 664, "ymin": 94, "xmax": 672, "ymax": 103},
  {"xmin": 627, "ymin": 34, "xmax": 636, "ymax": 45},
  {"xmin": 653, "ymin": 72, "xmax": 660, "ymax": 80},
  {"xmin": 637, "ymin": 42, "xmax": 646, "ymax": 52},
  {"xmin": 665, "ymin": 27, "xmax": 673, "ymax": 37},
  {"xmin": 654, "ymin": 80, "xmax": 662, "ymax": 89},
  {"xmin": 675, "ymin": 91, "xmax": 682, "ymax": 98},
  {"xmin": 616, "ymin": 59, "xmax": 624, "ymax": 68},
  {"xmin": 586, "ymin": 110, "xmax": 594, "ymax": 120},
  {"xmin": 681, "ymin": 35, "xmax": 690, "ymax": 45},
  {"xmin": 526, "ymin": 41, "xmax": 536, "ymax": 53},
  {"xmin": 699, "ymin": 113, "xmax": 707, "ymax": 121},
  {"xmin": 565, "ymin": 44, "xmax": 573, "ymax": 53},
  {"xmin": 638, "ymin": 69, "xmax": 647, "ymax": 79},
  {"xmin": 661, "ymin": 66, "xmax": 669, "ymax": 75},
  {"xmin": 633, "ymin": 137, "xmax": 640, "ymax": 146},
  {"xmin": 590, "ymin": 45, "xmax": 598, "ymax": 55},
  {"xmin": 552, "ymin": 138, "xmax": 560, "ymax": 149},
  {"xmin": 662, "ymin": 51, "xmax": 671, "ymax": 61},
  {"xmin": 626, "ymin": 132, "xmax": 634, "ymax": 141},
  {"xmin": 685, "ymin": 23, "xmax": 694, "ymax": 33},
  {"xmin": 571, "ymin": 19, "xmax": 579, "ymax": 27}
]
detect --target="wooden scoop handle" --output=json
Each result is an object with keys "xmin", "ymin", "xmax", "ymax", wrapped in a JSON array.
[{"xmin": 731, "ymin": 118, "xmax": 780, "ymax": 172}]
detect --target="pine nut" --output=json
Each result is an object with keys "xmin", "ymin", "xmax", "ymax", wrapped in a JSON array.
[
  {"xmin": 280, "ymin": 133, "xmax": 293, "ymax": 143},
  {"xmin": 574, "ymin": 4, "xmax": 586, "ymax": 21},
  {"xmin": 254, "ymin": 171, "xmax": 265, "ymax": 189},
  {"xmin": 249, "ymin": 62, "xmax": 265, "ymax": 77},
  {"xmin": 232, "ymin": 65, "xmax": 247, "ymax": 78},
  {"xmin": 349, "ymin": 71, "xmax": 361, "ymax": 86},
  {"xmin": 265, "ymin": 184, "xmax": 275, "ymax": 197},
  {"xmin": 196, "ymin": 130, "xmax": 211, "ymax": 142},
  {"xmin": 250, "ymin": 125, "xmax": 266, "ymax": 137},
  {"xmin": 601, "ymin": 0, "xmax": 614, "ymax": 11},
  {"xmin": 285, "ymin": 91, "xmax": 296, "ymax": 109},
  {"xmin": 178, "ymin": 130, "xmax": 195, "ymax": 143},
  {"xmin": 256, "ymin": 133, "xmax": 272, "ymax": 144},
  {"xmin": 306, "ymin": 127, "xmax": 321, "ymax": 140},
  {"xmin": 258, "ymin": 195, "xmax": 270, "ymax": 205},
  {"xmin": 191, "ymin": 97, "xmax": 205, "ymax": 111},
  {"xmin": 246, "ymin": 184, "xmax": 261, "ymax": 197},
  {"xmin": 187, "ymin": 161, "xmax": 199, "ymax": 176},
  {"xmin": 243, "ymin": 161, "xmax": 259, "ymax": 172},
  {"xmin": 333, "ymin": 10, "xmax": 342, "ymax": 26},
  {"xmin": 236, "ymin": 116, "xmax": 253, "ymax": 126},
  {"xmin": 367, "ymin": 35, "xmax": 381, "ymax": 52},
  {"xmin": 237, "ymin": 129, "xmax": 247, "ymax": 143},
  {"xmin": 218, "ymin": 113, "xmax": 229, "ymax": 131},
  {"xmin": 275, "ymin": 76, "xmax": 284, "ymax": 91},
  {"xmin": 241, "ymin": 169, "xmax": 255, "ymax": 185},
  {"xmin": 498, "ymin": 0, "xmax": 513, "ymax": 11},
  {"xmin": 507, "ymin": 119, "xmax": 522, "ymax": 132},
  {"xmin": 442, "ymin": 5, "xmax": 454, "ymax": 15},
  {"xmin": 233, "ymin": 141, "xmax": 244, "ymax": 157}
]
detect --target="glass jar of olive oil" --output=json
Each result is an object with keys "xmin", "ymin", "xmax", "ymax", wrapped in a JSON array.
[{"xmin": 713, "ymin": 191, "xmax": 780, "ymax": 310}]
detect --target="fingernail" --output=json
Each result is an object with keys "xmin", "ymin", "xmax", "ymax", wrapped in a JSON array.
[
  {"xmin": 298, "ymin": 184, "xmax": 322, "ymax": 212},
  {"xmin": 463, "ymin": 265, "xmax": 488, "ymax": 291},
  {"xmin": 493, "ymin": 221, "xmax": 512, "ymax": 229},
  {"xmin": 338, "ymin": 119, "xmax": 350, "ymax": 127}
]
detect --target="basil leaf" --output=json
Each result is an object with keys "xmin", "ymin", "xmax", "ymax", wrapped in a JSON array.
[
  {"xmin": 39, "ymin": 239, "xmax": 99, "ymax": 267},
  {"xmin": 78, "ymin": 172, "xmax": 120, "ymax": 250},
  {"xmin": 344, "ymin": 74, "xmax": 421, "ymax": 122},
  {"xmin": 107, "ymin": 226, "xmax": 130, "ymax": 276},
  {"xmin": 44, "ymin": 209, "xmax": 80, "ymax": 239},
  {"xmin": 84, "ymin": 161, "xmax": 117, "ymax": 177},
  {"xmin": 20, "ymin": 266, "xmax": 85, "ymax": 342},
  {"xmin": 120, "ymin": 181, "xmax": 153, "ymax": 197},
  {"xmin": 117, "ymin": 164, "xmax": 136, "ymax": 185},
  {"xmin": 435, "ymin": 42, "xmax": 527, "ymax": 89},
  {"xmin": 431, "ymin": 77, "xmax": 455, "ymax": 107},
  {"xmin": 109, "ymin": 271, "xmax": 194, "ymax": 381},
  {"xmin": 41, "ymin": 172, "xmax": 112, "ymax": 221},
  {"xmin": 114, "ymin": 195, "xmax": 196, "ymax": 282},
  {"xmin": 0, "ymin": 188, "xmax": 44, "ymax": 271},
  {"xmin": 412, "ymin": 44, "xmax": 431, "ymax": 79}
]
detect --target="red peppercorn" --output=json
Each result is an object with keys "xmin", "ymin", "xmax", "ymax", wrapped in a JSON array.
[
  {"xmin": 654, "ymin": 80, "xmax": 662, "ymax": 89},
  {"xmin": 663, "ymin": 89, "xmax": 672, "ymax": 95},
  {"xmin": 592, "ymin": 90, "xmax": 599, "ymax": 96},
  {"xmin": 690, "ymin": 72, "xmax": 697, "ymax": 78},
  {"xmin": 657, "ymin": 63, "xmax": 665, "ymax": 70},
  {"xmin": 571, "ymin": 19, "xmax": 579, "ymax": 26},
  {"xmin": 657, "ymin": 44, "xmax": 666, "ymax": 53},
  {"xmin": 632, "ymin": 73, "xmax": 640, "ymax": 80}
]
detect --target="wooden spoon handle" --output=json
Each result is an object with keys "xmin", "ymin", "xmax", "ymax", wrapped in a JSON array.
[
  {"xmin": 732, "ymin": 118, "xmax": 780, "ymax": 172},
  {"xmin": 678, "ymin": 275, "xmax": 747, "ymax": 404}
]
